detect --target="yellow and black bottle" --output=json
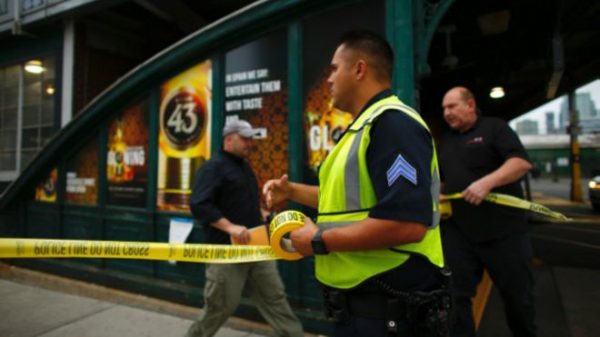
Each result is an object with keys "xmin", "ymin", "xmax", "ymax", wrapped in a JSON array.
[
  {"xmin": 157, "ymin": 62, "xmax": 212, "ymax": 211},
  {"xmin": 108, "ymin": 118, "xmax": 128, "ymax": 183}
]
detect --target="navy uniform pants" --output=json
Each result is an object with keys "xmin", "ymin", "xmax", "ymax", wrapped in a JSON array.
[
  {"xmin": 442, "ymin": 221, "xmax": 536, "ymax": 337},
  {"xmin": 326, "ymin": 258, "xmax": 449, "ymax": 337}
]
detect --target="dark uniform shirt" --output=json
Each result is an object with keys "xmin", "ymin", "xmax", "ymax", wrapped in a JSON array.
[
  {"xmin": 439, "ymin": 116, "xmax": 530, "ymax": 242},
  {"xmin": 189, "ymin": 151, "xmax": 261, "ymax": 244},
  {"xmin": 365, "ymin": 94, "xmax": 434, "ymax": 228},
  {"xmin": 352, "ymin": 90, "xmax": 439, "ymax": 291}
]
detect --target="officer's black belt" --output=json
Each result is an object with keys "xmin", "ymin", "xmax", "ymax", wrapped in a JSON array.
[{"xmin": 346, "ymin": 290, "xmax": 404, "ymax": 319}]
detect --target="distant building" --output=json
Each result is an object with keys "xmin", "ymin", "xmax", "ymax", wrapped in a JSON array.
[
  {"xmin": 545, "ymin": 111, "xmax": 557, "ymax": 134},
  {"xmin": 559, "ymin": 92, "xmax": 600, "ymax": 133},
  {"xmin": 516, "ymin": 119, "xmax": 539, "ymax": 135}
]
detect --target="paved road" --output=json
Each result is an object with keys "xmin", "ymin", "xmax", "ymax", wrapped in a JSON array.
[
  {"xmin": 529, "ymin": 177, "xmax": 598, "ymax": 218},
  {"xmin": 479, "ymin": 178, "xmax": 600, "ymax": 336},
  {"xmin": 479, "ymin": 264, "xmax": 600, "ymax": 337},
  {"xmin": 529, "ymin": 177, "xmax": 591, "ymax": 202}
]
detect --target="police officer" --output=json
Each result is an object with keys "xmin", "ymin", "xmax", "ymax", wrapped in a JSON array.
[{"xmin": 264, "ymin": 31, "xmax": 450, "ymax": 337}]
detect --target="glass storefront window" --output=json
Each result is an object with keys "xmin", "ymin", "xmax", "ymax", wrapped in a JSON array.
[
  {"xmin": 0, "ymin": 0, "xmax": 9, "ymax": 15},
  {"xmin": 0, "ymin": 56, "xmax": 57, "ymax": 179}
]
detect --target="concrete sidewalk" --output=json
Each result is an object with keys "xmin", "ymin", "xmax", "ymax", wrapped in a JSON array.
[{"xmin": 0, "ymin": 263, "xmax": 288, "ymax": 337}]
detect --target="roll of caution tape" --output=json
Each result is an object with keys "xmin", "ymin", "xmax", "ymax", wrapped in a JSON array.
[
  {"xmin": 0, "ymin": 210, "xmax": 308, "ymax": 263},
  {"xmin": 442, "ymin": 192, "xmax": 570, "ymax": 221},
  {"xmin": 268, "ymin": 210, "xmax": 305, "ymax": 261}
]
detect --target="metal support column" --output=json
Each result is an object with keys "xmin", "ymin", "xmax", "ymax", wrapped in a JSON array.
[
  {"xmin": 568, "ymin": 91, "xmax": 583, "ymax": 201},
  {"xmin": 415, "ymin": 0, "xmax": 455, "ymax": 79},
  {"xmin": 388, "ymin": 0, "xmax": 454, "ymax": 108},
  {"xmin": 61, "ymin": 19, "xmax": 75, "ymax": 126},
  {"xmin": 386, "ymin": 0, "xmax": 415, "ymax": 106}
]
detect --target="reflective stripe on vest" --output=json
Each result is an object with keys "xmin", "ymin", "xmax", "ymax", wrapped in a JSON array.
[{"xmin": 315, "ymin": 95, "xmax": 444, "ymax": 289}]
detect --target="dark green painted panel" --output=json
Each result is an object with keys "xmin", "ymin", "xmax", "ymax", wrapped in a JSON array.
[
  {"xmin": 102, "ymin": 207, "xmax": 153, "ymax": 224},
  {"xmin": 103, "ymin": 219, "xmax": 154, "ymax": 276},
  {"xmin": 0, "ymin": 206, "xmax": 21, "ymax": 237},
  {"xmin": 62, "ymin": 207, "xmax": 103, "ymax": 267},
  {"xmin": 62, "ymin": 211, "xmax": 102, "ymax": 239},
  {"xmin": 25, "ymin": 202, "xmax": 61, "ymax": 238}
]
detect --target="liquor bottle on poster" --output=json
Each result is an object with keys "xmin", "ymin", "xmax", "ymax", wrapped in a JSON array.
[
  {"xmin": 35, "ymin": 169, "xmax": 57, "ymax": 202},
  {"xmin": 158, "ymin": 85, "xmax": 209, "ymax": 210},
  {"xmin": 107, "ymin": 118, "xmax": 132, "ymax": 183}
]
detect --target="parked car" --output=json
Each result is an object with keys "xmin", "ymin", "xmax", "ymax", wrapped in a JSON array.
[{"xmin": 589, "ymin": 176, "xmax": 600, "ymax": 212}]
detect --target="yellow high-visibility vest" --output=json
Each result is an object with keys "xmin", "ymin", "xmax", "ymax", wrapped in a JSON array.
[{"xmin": 316, "ymin": 95, "xmax": 444, "ymax": 289}]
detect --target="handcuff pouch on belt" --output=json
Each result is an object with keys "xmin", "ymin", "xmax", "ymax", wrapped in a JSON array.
[
  {"xmin": 402, "ymin": 288, "xmax": 452, "ymax": 337},
  {"xmin": 321, "ymin": 285, "xmax": 350, "ymax": 324},
  {"xmin": 376, "ymin": 268, "xmax": 452, "ymax": 337}
]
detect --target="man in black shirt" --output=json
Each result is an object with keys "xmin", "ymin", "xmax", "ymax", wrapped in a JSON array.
[
  {"xmin": 185, "ymin": 119, "xmax": 303, "ymax": 337},
  {"xmin": 438, "ymin": 86, "xmax": 535, "ymax": 337}
]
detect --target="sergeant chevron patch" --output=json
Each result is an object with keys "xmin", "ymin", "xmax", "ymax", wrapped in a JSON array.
[{"xmin": 387, "ymin": 154, "xmax": 417, "ymax": 186}]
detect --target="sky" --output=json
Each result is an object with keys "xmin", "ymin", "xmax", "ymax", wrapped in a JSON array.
[{"xmin": 509, "ymin": 79, "xmax": 600, "ymax": 134}]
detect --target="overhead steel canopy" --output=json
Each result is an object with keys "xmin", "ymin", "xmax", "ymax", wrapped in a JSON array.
[
  {"xmin": 420, "ymin": 0, "xmax": 600, "ymax": 122},
  {"xmin": 83, "ymin": 0, "xmax": 599, "ymax": 122}
]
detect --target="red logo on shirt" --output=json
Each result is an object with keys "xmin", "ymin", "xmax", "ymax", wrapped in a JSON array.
[{"xmin": 465, "ymin": 137, "xmax": 484, "ymax": 145}]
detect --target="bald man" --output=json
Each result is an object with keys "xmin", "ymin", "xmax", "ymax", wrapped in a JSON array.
[{"xmin": 439, "ymin": 86, "xmax": 536, "ymax": 337}]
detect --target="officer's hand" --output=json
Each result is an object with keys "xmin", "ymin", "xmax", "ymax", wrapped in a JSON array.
[
  {"xmin": 262, "ymin": 174, "xmax": 290, "ymax": 208},
  {"xmin": 463, "ymin": 179, "xmax": 492, "ymax": 205},
  {"xmin": 290, "ymin": 217, "xmax": 319, "ymax": 256},
  {"xmin": 229, "ymin": 225, "xmax": 251, "ymax": 245}
]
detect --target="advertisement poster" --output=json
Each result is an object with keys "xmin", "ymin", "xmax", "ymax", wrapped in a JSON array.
[
  {"xmin": 106, "ymin": 99, "xmax": 149, "ymax": 207},
  {"xmin": 302, "ymin": 1, "xmax": 384, "ymax": 181},
  {"xmin": 35, "ymin": 168, "xmax": 57, "ymax": 202},
  {"xmin": 157, "ymin": 61, "xmax": 212, "ymax": 212},
  {"xmin": 224, "ymin": 29, "xmax": 288, "ymax": 188},
  {"xmin": 65, "ymin": 137, "xmax": 99, "ymax": 205}
]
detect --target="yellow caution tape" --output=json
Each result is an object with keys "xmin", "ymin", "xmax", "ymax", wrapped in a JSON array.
[
  {"xmin": 440, "ymin": 200, "xmax": 452, "ymax": 219},
  {"xmin": 442, "ymin": 193, "xmax": 571, "ymax": 221},
  {"xmin": 0, "ymin": 211, "xmax": 307, "ymax": 263}
]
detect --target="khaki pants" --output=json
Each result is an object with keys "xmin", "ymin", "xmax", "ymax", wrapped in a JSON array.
[{"xmin": 185, "ymin": 261, "xmax": 303, "ymax": 337}]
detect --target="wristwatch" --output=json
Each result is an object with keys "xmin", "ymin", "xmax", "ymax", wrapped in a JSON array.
[{"xmin": 311, "ymin": 229, "xmax": 329, "ymax": 255}]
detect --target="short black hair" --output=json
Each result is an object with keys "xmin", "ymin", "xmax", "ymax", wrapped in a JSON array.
[{"xmin": 338, "ymin": 30, "xmax": 394, "ymax": 83}]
